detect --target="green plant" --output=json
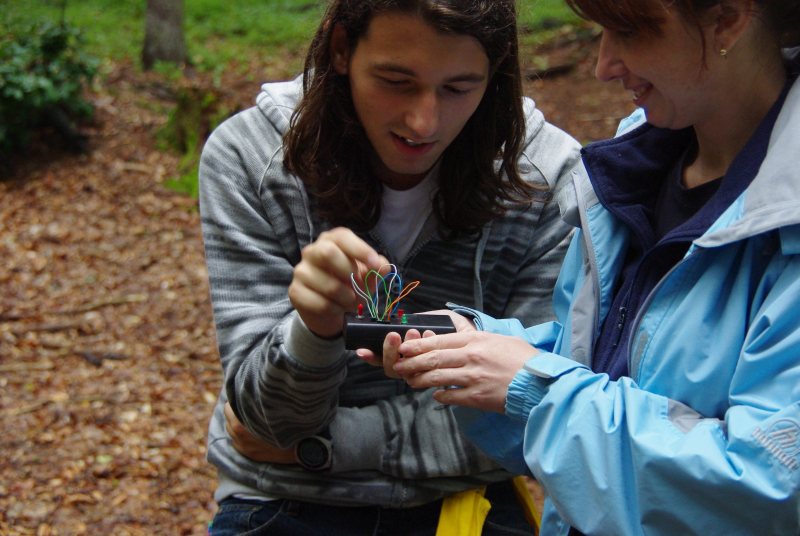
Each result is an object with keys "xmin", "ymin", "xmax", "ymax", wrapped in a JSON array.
[
  {"xmin": 158, "ymin": 83, "xmax": 231, "ymax": 199},
  {"xmin": 0, "ymin": 21, "xmax": 99, "ymax": 155}
]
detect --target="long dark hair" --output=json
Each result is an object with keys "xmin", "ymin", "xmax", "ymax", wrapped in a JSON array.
[
  {"xmin": 565, "ymin": 0, "xmax": 800, "ymax": 49},
  {"xmin": 284, "ymin": 0, "xmax": 535, "ymax": 236}
]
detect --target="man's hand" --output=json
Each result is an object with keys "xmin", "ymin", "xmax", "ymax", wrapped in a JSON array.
[
  {"xmin": 288, "ymin": 227, "xmax": 388, "ymax": 339},
  {"xmin": 224, "ymin": 402, "xmax": 297, "ymax": 464}
]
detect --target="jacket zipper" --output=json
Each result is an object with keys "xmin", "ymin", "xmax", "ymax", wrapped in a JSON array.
[
  {"xmin": 611, "ymin": 306, "xmax": 627, "ymax": 349},
  {"xmin": 626, "ymin": 247, "xmax": 700, "ymax": 379}
]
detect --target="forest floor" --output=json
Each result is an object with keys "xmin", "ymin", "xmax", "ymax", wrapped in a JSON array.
[{"xmin": 0, "ymin": 27, "xmax": 633, "ymax": 536}]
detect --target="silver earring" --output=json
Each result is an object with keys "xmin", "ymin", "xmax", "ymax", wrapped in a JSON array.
[{"xmin": 720, "ymin": 48, "xmax": 728, "ymax": 58}]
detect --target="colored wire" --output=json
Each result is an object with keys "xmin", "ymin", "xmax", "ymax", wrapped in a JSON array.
[
  {"xmin": 385, "ymin": 280, "xmax": 420, "ymax": 317},
  {"xmin": 351, "ymin": 273, "xmax": 378, "ymax": 318},
  {"xmin": 350, "ymin": 264, "xmax": 420, "ymax": 321}
]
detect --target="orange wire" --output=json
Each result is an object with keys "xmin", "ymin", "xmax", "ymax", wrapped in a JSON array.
[{"xmin": 384, "ymin": 280, "xmax": 420, "ymax": 318}]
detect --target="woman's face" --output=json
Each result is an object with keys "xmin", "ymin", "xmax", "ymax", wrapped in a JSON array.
[
  {"xmin": 594, "ymin": 6, "xmax": 716, "ymax": 130},
  {"xmin": 332, "ymin": 12, "xmax": 490, "ymax": 190}
]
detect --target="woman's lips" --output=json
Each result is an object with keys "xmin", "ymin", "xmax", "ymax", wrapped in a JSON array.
[{"xmin": 630, "ymin": 83, "xmax": 652, "ymax": 106}]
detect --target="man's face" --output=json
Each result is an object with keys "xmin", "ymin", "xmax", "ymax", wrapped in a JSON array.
[{"xmin": 333, "ymin": 12, "xmax": 490, "ymax": 190}]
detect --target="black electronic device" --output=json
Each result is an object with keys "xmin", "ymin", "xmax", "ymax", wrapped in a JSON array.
[{"xmin": 343, "ymin": 312, "xmax": 457, "ymax": 355}]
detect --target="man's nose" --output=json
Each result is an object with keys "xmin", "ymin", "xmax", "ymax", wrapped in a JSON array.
[{"xmin": 404, "ymin": 90, "xmax": 439, "ymax": 139}]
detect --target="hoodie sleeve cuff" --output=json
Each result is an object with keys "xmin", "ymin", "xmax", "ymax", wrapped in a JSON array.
[{"xmin": 284, "ymin": 314, "xmax": 346, "ymax": 368}]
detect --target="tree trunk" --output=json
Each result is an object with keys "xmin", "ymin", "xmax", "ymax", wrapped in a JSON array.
[{"xmin": 142, "ymin": 0, "xmax": 187, "ymax": 70}]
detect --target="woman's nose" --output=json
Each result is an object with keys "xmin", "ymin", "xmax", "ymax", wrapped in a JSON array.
[{"xmin": 594, "ymin": 31, "xmax": 626, "ymax": 83}]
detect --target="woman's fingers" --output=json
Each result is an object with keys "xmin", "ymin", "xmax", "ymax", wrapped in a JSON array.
[{"xmin": 395, "ymin": 332, "xmax": 540, "ymax": 413}]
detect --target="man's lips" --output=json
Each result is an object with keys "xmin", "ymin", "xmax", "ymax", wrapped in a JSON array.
[
  {"xmin": 392, "ymin": 133, "xmax": 435, "ymax": 153},
  {"xmin": 393, "ymin": 133, "xmax": 433, "ymax": 146}
]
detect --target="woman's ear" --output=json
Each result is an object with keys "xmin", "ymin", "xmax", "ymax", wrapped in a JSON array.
[
  {"xmin": 714, "ymin": 0, "xmax": 755, "ymax": 53},
  {"xmin": 330, "ymin": 23, "xmax": 350, "ymax": 75}
]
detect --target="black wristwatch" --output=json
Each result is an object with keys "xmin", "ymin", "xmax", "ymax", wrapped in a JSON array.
[{"xmin": 295, "ymin": 435, "xmax": 333, "ymax": 471}]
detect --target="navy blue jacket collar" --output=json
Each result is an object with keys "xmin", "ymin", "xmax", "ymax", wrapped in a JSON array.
[{"xmin": 580, "ymin": 75, "xmax": 793, "ymax": 250}]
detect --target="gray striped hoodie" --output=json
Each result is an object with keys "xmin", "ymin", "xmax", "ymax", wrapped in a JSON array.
[{"xmin": 199, "ymin": 76, "xmax": 581, "ymax": 507}]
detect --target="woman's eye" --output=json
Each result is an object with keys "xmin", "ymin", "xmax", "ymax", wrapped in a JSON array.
[{"xmin": 609, "ymin": 27, "xmax": 637, "ymax": 41}]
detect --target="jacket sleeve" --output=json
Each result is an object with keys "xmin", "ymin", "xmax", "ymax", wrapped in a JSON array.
[
  {"xmin": 199, "ymin": 111, "xmax": 349, "ymax": 448},
  {"xmin": 490, "ymin": 256, "xmax": 800, "ymax": 535}
]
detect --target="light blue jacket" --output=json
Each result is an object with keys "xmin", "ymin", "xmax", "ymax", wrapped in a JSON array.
[{"xmin": 453, "ymin": 68, "xmax": 800, "ymax": 535}]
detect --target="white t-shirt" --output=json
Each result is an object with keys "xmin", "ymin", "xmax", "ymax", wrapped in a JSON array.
[{"xmin": 375, "ymin": 169, "xmax": 437, "ymax": 261}]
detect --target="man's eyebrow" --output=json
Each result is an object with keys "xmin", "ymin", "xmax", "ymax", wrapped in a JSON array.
[{"xmin": 370, "ymin": 62, "xmax": 487, "ymax": 83}]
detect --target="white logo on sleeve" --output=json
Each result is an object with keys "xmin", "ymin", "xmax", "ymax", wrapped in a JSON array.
[{"xmin": 753, "ymin": 419, "xmax": 800, "ymax": 470}]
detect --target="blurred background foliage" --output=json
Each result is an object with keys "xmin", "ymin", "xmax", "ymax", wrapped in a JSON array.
[
  {"xmin": 1, "ymin": 0, "xmax": 581, "ymax": 191},
  {"xmin": 0, "ymin": 20, "xmax": 98, "ymax": 156},
  {"xmin": 3, "ymin": 0, "xmax": 579, "ymax": 72}
]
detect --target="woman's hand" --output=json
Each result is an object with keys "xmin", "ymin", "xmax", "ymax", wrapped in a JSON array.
[
  {"xmin": 393, "ymin": 331, "xmax": 538, "ymax": 413},
  {"xmin": 224, "ymin": 402, "xmax": 296, "ymax": 463},
  {"xmin": 357, "ymin": 310, "xmax": 475, "ymax": 379},
  {"xmin": 288, "ymin": 227, "xmax": 387, "ymax": 339}
]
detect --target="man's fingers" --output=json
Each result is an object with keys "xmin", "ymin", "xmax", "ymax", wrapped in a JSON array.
[
  {"xmin": 299, "ymin": 238, "xmax": 360, "ymax": 286},
  {"xmin": 289, "ymin": 269, "xmax": 354, "ymax": 315},
  {"xmin": 317, "ymin": 228, "xmax": 385, "ymax": 272},
  {"xmin": 355, "ymin": 349, "xmax": 382, "ymax": 367}
]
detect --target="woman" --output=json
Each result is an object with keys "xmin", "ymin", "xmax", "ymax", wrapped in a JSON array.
[
  {"xmin": 393, "ymin": 0, "xmax": 800, "ymax": 534},
  {"xmin": 198, "ymin": 0, "xmax": 580, "ymax": 534}
]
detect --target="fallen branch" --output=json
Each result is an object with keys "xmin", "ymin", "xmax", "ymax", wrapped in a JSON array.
[
  {"xmin": 0, "ymin": 361, "xmax": 55, "ymax": 373},
  {"xmin": 0, "ymin": 312, "xmax": 31, "ymax": 321},
  {"xmin": 36, "ymin": 341, "xmax": 130, "ymax": 364},
  {"xmin": 0, "ymin": 294, "xmax": 148, "ymax": 321},
  {"xmin": 78, "ymin": 351, "xmax": 130, "ymax": 367},
  {"xmin": 1, "ymin": 393, "xmax": 141, "ymax": 416},
  {"xmin": 4, "ymin": 398, "xmax": 53, "ymax": 416},
  {"xmin": 10, "ymin": 321, "xmax": 86, "ymax": 335},
  {"xmin": 50, "ymin": 293, "xmax": 148, "ymax": 316}
]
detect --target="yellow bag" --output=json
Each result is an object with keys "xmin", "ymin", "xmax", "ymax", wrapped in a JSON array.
[
  {"xmin": 511, "ymin": 476, "xmax": 542, "ymax": 529},
  {"xmin": 435, "ymin": 476, "xmax": 540, "ymax": 536}
]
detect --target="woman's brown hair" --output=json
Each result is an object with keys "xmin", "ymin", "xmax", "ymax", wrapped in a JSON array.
[
  {"xmin": 565, "ymin": 0, "xmax": 800, "ymax": 48},
  {"xmin": 283, "ymin": 0, "xmax": 535, "ymax": 237}
]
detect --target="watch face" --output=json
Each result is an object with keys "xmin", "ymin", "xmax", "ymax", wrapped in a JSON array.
[{"xmin": 298, "ymin": 437, "xmax": 330, "ymax": 470}]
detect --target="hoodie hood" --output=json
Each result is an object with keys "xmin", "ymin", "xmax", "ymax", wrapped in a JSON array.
[{"xmin": 254, "ymin": 75, "xmax": 305, "ymax": 135}]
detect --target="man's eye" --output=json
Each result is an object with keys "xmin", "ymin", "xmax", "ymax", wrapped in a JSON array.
[
  {"xmin": 444, "ymin": 86, "xmax": 470, "ymax": 95},
  {"xmin": 379, "ymin": 77, "xmax": 408, "ymax": 86}
]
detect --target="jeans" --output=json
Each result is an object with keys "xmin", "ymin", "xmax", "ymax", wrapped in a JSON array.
[{"xmin": 209, "ymin": 481, "xmax": 534, "ymax": 535}]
